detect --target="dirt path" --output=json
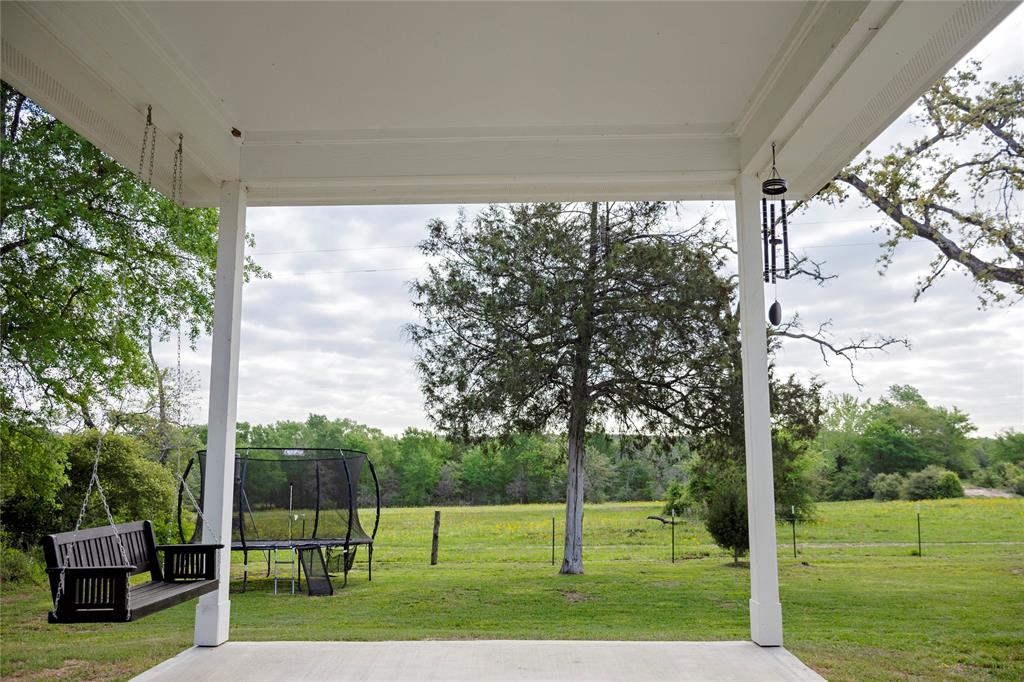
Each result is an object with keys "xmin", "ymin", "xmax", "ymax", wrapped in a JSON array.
[{"xmin": 963, "ymin": 487, "xmax": 1019, "ymax": 499}]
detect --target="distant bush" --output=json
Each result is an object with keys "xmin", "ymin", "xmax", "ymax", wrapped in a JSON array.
[
  {"xmin": 1009, "ymin": 474, "xmax": 1024, "ymax": 497},
  {"xmin": 936, "ymin": 471, "xmax": 964, "ymax": 498},
  {"xmin": 704, "ymin": 477, "xmax": 748, "ymax": 564},
  {"xmin": 869, "ymin": 472, "xmax": 905, "ymax": 501},
  {"xmin": 973, "ymin": 462, "xmax": 1023, "ymax": 489},
  {"xmin": 61, "ymin": 431, "xmax": 176, "ymax": 541},
  {"xmin": 901, "ymin": 466, "xmax": 964, "ymax": 500},
  {"xmin": 662, "ymin": 480, "xmax": 690, "ymax": 516},
  {"xmin": 0, "ymin": 543, "xmax": 42, "ymax": 584},
  {"xmin": 991, "ymin": 429, "xmax": 1024, "ymax": 465},
  {"xmin": 1, "ymin": 419, "xmax": 69, "ymax": 547},
  {"xmin": 823, "ymin": 468, "xmax": 873, "ymax": 501}
]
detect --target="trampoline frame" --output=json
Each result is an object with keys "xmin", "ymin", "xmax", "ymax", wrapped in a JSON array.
[{"xmin": 178, "ymin": 447, "xmax": 380, "ymax": 590}]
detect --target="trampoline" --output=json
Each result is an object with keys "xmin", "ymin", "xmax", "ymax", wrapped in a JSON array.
[{"xmin": 177, "ymin": 447, "xmax": 380, "ymax": 590}]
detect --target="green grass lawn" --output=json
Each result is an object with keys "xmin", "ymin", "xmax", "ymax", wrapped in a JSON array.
[{"xmin": 2, "ymin": 498, "xmax": 1022, "ymax": 680}]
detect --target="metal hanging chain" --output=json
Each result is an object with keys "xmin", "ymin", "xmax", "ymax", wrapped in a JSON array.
[
  {"xmin": 175, "ymin": 463, "xmax": 221, "ymax": 544},
  {"xmin": 171, "ymin": 133, "xmax": 184, "ymax": 207},
  {"xmin": 137, "ymin": 105, "xmax": 152, "ymax": 180},
  {"xmin": 109, "ymin": 272, "xmax": 124, "ymax": 356},
  {"xmin": 176, "ymin": 135, "xmax": 184, "ymax": 205},
  {"xmin": 167, "ymin": 132, "xmax": 212, "ymax": 539},
  {"xmin": 52, "ymin": 411, "xmax": 134, "ymax": 621},
  {"xmin": 147, "ymin": 121, "xmax": 156, "ymax": 186},
  {"xmin": 176, "ymin": 326, "xmax": 183, "ymax": 424},
  {"xmin": 137, "ymin": 105, "xmax": 156, "ymax": 186}
]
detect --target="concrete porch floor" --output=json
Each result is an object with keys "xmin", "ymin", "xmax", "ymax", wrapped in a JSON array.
[{"xmin": 133, "ymin": 640, "xmax": 825, "ymax": 681}]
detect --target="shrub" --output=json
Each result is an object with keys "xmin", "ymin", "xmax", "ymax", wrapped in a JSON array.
[
  {"xmin": 705, "ymin": 477, "xmax": 749, "ymax": 564},
  {"xmin": 973, "ymin": 462, "xmax": 1023, "ymax": 489},
  {"xmin": 61, "ymin": 431, "xmax": 176, "ymax": 541},
  {"xmin": 991, "ymin": 429, "xmax": 1024, "ymax": 465},
  {"xmin": 901, "ymin": 466, "xmax": 964, "ymax": 500},
  {"xmin": 869, "ymin": 472, "xmax": 905, "ymax": 501},
  {"xmin": 662, "ymin": 480, "xmax": 690, "ymax": 516},
  {"xmin": 0, "ymin": 544, "xmax": 42, "ymax": 584},
  {"xmin": 0, "ymin": 419, "xmax": 69, "ymax": 547},
  {"xmin": 936, "ymin": 470, "xmax": 964, "ymax": 498},
  {"xmin": 823, "ymin": 468, "xmax": 874, "ymax": 501},
  {"xmin": 1009, "ymin": 474, "xmax": 1024, "ymax": 497}
]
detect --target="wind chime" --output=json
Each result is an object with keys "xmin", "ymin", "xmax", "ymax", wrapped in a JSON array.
[{"xmin": 761, "ymin": 142, "xmax": 790, "ymax": 326}]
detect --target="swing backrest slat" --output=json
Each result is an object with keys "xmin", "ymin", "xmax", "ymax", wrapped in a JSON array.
[{"xmin": 43, "ymin": 520, "xmax": 160, "ymax": 590}]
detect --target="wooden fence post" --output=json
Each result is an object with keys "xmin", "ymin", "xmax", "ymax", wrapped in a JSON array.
[{"xmin": 431, "ymin": 510, "xmax": 441, "ymax": 565}]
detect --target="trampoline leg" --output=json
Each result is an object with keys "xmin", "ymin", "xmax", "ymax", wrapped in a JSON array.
[
  {"xmin": 243, "ymin": 550, "xmax": 249, "ymax": 593},
  {"xmin": 368, "ymin": 545, "xmax": 373, "ymax": 581}
]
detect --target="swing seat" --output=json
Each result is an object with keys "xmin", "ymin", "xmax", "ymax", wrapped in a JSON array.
[{"xmin": 43, "ymin": 520, "xmax": 221, "ymax": 623}]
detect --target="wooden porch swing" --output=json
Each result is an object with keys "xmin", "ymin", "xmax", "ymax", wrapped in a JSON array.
[
  {"xmin": 44, "ymin": 110, "xmax": 222, "ymax": 624},
  {"xmin": 43, "ymin": 521, "xmax": 221, "ymax": 623}
]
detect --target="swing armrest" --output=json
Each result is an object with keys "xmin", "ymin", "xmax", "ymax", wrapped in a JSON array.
[
  {"xmin": 158, "ymin": 544, "xmax": 222, "ymax": 582},
  {"xmin": 156, "ymin": 543, "xmax": 224, "ymax": 550},
  {"xmin": 46, "ymin": 566, "xmax": 134, "ymax": 621}
]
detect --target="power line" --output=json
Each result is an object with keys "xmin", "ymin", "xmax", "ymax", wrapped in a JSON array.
[
  {"xmin": 264, "ymin": 241, "xmax": 879, "ymax": 277},
  {"xmin": 253, "ymin": 244, "xmax": 419, "ymax": 256},
  {"xmin": 271, "ymin": 266, "xmax": 427, "ymax": 278},
  {"xmin": 798, "ymin": 241, "xmax": 879, "ymax": 249}
]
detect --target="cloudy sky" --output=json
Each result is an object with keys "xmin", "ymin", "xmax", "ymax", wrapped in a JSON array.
[{"xmin": 162, "ymin": 8, "xmax": 1024, "ymax": 438}]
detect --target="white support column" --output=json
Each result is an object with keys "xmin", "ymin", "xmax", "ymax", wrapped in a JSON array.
[
  {"xmin": 194, "ymin": 181, "xmax": 247, "ymax": 647},
  {"xmin": 734, "ymin": 174, "xmax": 783, "ymax": 647}
]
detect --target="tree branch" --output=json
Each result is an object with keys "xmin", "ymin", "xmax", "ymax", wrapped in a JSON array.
[
  {"xmin": 770, "ymin": 316, "xmax": 909, "ymax": 389},
  {"xmin": 836, "ymin": 170, "xmax": 1024, "ymax": 287}
]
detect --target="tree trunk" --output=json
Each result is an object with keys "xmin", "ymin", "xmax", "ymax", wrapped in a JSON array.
[
  {"xmin": 560, "ymin": 202, "xmax": 600, "ymax": 575},
  {"xmin": 561, "ymin": 399, "xmax": 587, "ymax": 574}
]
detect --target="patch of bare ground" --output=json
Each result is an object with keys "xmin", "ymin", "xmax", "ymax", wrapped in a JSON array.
[
  {"xmin": 6, "ymin": 658, "xmax": 131, "ymax": 682},
  {"xmin": 722, "ymin": 561, "xmax": 749, "ymax": 569},
  {"xmin": 964, "ymin": 487, "xmax": 1019, "ymax": 499},
  {"xmin": 561, "ymin": 590, "xmax": 590, "ymax": 603}
]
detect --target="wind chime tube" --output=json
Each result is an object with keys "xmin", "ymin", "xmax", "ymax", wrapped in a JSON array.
[
  {"xmin": 761, "ymin": 198, "xmax": 770, "ymax": 283},
  {"xmin": 781, "ymin": 198, "xmax": 790, "ymax": 278},
  {"xmin": 769, "ymin": 202, "xmax": 777, "ymax": 284}
]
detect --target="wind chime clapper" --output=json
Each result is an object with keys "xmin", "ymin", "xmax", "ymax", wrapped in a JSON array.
[{"xmin": 761, "ymin": 142, "xmax": 791, "ymax": 326}]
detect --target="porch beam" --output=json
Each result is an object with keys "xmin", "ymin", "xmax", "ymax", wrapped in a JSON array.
[
  {"xmin": 238, "ymin": 130, "xmax": 738, "ymax": 205},
  {"xmin": 194, "ymin": 181, "xmax": 247, "ymax": 647},
  {"xmin": 734, "ymin": 174, "xmax": 783, "ymax": 647}
]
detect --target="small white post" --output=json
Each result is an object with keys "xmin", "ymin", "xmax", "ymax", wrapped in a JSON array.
[
  {"xmin": 734, "ymin": 174, "xmax": 783, "ymax": 647},
  {"xmin": 194, "ymin": 181, "xmax": 247, "ymax": 647}
]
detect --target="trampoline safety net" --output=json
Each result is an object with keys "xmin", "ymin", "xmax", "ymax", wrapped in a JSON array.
[{"xmin": 178, "ymin": 447, "xmax": 380, "ymax": 588}]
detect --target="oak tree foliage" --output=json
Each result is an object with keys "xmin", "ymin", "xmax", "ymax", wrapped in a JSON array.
[
  {"xmin": 819, "ymin": 64, "xmax": 1023, "ymax": 307},
  {"xmin": 0, "ymin": 83, "xmax": 266, "ymax": 427}
]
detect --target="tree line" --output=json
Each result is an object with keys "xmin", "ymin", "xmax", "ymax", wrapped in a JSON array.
[{"xmin": 6, "ymin": 383, "xmax": 1019, "ymax": 552}]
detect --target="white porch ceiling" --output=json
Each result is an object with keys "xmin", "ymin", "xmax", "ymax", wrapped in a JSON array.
[{"xmin": 1, "ymin": 1, "xmax": 1017, "ymax": 206}]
